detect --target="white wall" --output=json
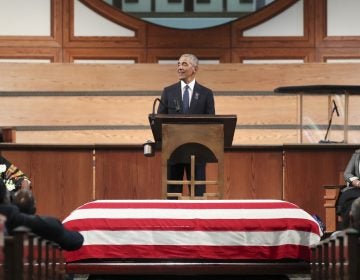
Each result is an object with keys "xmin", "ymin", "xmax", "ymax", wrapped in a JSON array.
[
  {"xmin": 0, "ymin": 0, "xmax": 51, "ymax": 36},
  {"xmin": 327, "ymin": 0, "xmax": 360, "ymax": 36}
]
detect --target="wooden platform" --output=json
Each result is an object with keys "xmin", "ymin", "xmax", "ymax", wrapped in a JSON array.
[
  {"xmin": 2, "ymin": 63, "xmax": 360, "ymax": 144},
  {"xmin": 66, "ymin": 261, "xmax": 310, "ymax": 276}
]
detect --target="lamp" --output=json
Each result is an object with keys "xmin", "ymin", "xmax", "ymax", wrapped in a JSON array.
[{"xmin": 143, "ymin": 140, "xmax": 155, "ymax": 157}]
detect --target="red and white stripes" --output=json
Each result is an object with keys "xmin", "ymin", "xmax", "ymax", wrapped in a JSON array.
[{"xmin": 63, "ymin": 200, "xmax": 321, "ymax": 262}]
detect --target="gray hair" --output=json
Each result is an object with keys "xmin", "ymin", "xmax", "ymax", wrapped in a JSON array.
[
  {"xmin": 180, "ymin": 54, "xmax": 199, "ymax": 67},
  {"xmin": 350, "ymin": 197, "xmax": 360, "ymax": 230}
]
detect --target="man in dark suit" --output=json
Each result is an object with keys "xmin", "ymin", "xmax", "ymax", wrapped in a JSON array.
[
  {"xmin": 338, "ymin": 149, "xmax": 360, "ymax": 228},
  {"xmin": 157, "ymin": 54, "xmax": 215, "ymax": 197}
]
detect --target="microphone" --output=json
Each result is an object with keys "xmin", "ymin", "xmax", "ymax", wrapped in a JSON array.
[
  {"xmin": 319, "ymin": 99, "xmax": 342, "ymax": 143},
  {"xmin": 150, "ymin": 98, "xmax": 161, "ymax": 126},
  {"xmin": 152, "ymin": 98, "xmax": 161, "ymax": 116},
  {"xmin": 332, "ymin": 100, "xmax": 339, "ymax": 117},
  {"xmin": 150, "ymin": 98, "xmax": 180, "ymax": 125}
]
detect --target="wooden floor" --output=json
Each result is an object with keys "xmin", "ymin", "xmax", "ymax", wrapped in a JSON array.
[
  {"xmin": 72, "ymin": 273, "xmax": 311, "ymax": 280},
  {"xmin": 67, "ymin": 262, "xmax": 310, "ymax": 280}
]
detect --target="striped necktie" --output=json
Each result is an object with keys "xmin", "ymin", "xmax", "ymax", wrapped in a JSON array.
[{"xmin": 183, "ymin": 85, "xmax": 190, "ymax": 113}]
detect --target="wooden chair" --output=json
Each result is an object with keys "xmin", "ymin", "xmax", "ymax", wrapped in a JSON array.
[
  {"xmin": 323, "ymin": 172, "xmax": 346, "ymax": 233},
  {"xmin": 324, "ymin": 185, "xmax": 345, "ymax": 233}
]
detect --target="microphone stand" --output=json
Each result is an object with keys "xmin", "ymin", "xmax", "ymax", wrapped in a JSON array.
[
  {"xmin": 150, "ymin": 98, "xmax": 161, "ymax": 126},
  {"xmin": 150, "ymin": 98, "xmax": 180, "ymax": 125},
  {"xmin": 319, "ymin": 106, "xmax": 337, "ymax": 143}
]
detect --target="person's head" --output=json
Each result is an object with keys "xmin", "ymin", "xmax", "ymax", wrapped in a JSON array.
[
  {"xmin": 177, "ymin": 54, "xmax": 199, "ymax": 84},
  {"xmin": 13, "ymin": 189, "xmax": 36, "ymax": 214},
  {"xmin": 350, "ymin": 197, "xmax": 360, "ymax": 230}
]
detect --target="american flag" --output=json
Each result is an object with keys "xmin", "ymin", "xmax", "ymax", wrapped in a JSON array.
[{"xmin": 63, "ymin": 199, "xmax": 321, "ymax": 262}]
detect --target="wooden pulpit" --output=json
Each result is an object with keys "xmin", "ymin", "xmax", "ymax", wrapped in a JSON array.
[{"xmin": 149, "ymin": 114, "xmax": 236, "ymax": 199}]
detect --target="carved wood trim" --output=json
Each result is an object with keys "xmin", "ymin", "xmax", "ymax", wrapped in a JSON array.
[
  {"xmin": 317, "ymin": 48, "xmax": 360, "ymax": 63},
  {"xmin": 232, "ymin": 0, "xmax": 315, "ymax": 48},
  {"xmin": 79, "ymin": 0, "xmax": 299, "ymax": 34},
  {"xmin": 146, "ymin": 48, "xmax": 231, "ymax": 63},
  {"xmin": 232, "ymin": 47, "xmax": 316, "ymax": 63},
  {"xmin": 0, "ymin": 47, "xmax": 61, "ymax": 62},
  {"xmin": 315, "ymin": 0, "xmax": 360, "ymax": 49},
  {"xmin": 146, "ymin": 23, "xmax": 231, "ymax": 49},
  {"xmin": 62, "ymin": 0, "xmax": 146, "ymax": 47},
  {"xmin": 63, "ymin": 47, "xmax": 146, "ymax": 63}
]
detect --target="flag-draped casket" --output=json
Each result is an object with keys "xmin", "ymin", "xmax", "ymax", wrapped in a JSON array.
[{"xmin": 63, "ymin": 199, "xmax": 322, "ymax": 263}]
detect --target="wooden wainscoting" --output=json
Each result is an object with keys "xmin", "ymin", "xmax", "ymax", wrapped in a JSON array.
[{"xmin": 1, "ymin": 144, "xmax": 358, "ymax": 224}]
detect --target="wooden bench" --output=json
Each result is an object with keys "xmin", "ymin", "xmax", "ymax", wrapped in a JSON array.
[
  {"xmin": 2, "ymin": 63, "xmax": 360, "ymax": 145},
  {"xmin": 311, "ymin": 228, "xmax": 360, "ymax": 280},
  {"xmin": 3, "ymin": 226, "xmax": 65, "ymax": 280}
]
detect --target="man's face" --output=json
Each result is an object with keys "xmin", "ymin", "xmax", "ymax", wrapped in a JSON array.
[{"xmin": 177, "ymin": 56, "xmax": 197, "ymax": 84}]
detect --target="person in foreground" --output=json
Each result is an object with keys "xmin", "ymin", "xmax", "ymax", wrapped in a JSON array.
[
  {"xmin": 0, "ymin": 179, "xmax": 83, "ymax": 251},
  {"xmin": 0, "ymin": 155, "xmax": 37, "ymax": 214},
  {"xmin": 338, "ymin": 149, "xmax": 360, "ymax": 228},
  {"xmin": 12, "ymin": 188, "xmax": 37, "ymax": 214},
  {"xmin": 157, "ymin": 53, "xmax": 215, "ymax": 197}
]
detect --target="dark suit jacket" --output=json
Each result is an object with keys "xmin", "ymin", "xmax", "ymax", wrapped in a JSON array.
[
  {"xmin": 337, "ymin": 149, "xmax": 360, "ymax": 228},
  {"xmin": 344, "ymin": 149, "xmax": 360, "ymax": 186},
  {"xmin": 157, "ymin": 81, "xmax": 215, "ymax": 114}
]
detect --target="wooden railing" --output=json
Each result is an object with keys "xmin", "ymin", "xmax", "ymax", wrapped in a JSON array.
[
  {"xmin": 311, "ymin": 228, "xmax": 360, "ymax": 280},
  {"xmin": 1, "ymin": 226, "xmax": 66, "ymax": 280}
]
